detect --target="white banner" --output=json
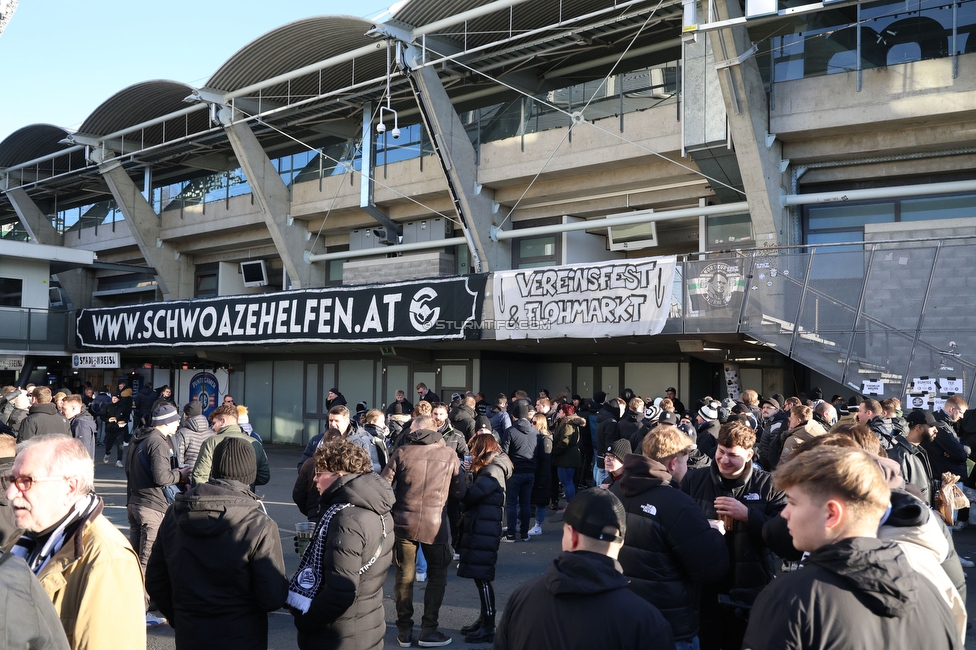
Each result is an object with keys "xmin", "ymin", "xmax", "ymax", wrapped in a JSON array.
[{"xmin": 492, "ymin": 256, "xmax": 676, "ymax": 340}]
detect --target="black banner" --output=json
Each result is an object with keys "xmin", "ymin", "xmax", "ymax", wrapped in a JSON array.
[{"xmin": 76, "ymin": 276, "xmax": 487, "ymax": 349}]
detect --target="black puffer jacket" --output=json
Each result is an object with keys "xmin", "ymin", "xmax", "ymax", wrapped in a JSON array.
[
  {"xmin": 609, "ymin": 454, "xmax": 729, "ymax": 642},
  {"xmin": 680, "ymin": 462, "xmax": 786, "ymax": 596},
  {"xmin": 5, "ymin": 408, "xmax": 28, "ymax": 436},
  {"xmin": 133, "ymin": 385, "xmax": 157, "ymax": 426},
  {"xmin": 867, "ymin": 415, "xmax": 894, "ymax": 450},
  {"xmin": 17, "ymin": 403, "xmax": 70, "ymax": 442},
  {"xmin": 616, "ymin": 410, "xmax": 643, "ymax": 449},
  {"xmin": 458, "ymin": 453, "xmax": 514, "ymax": 582},
  {"xmin": 743, "ymin": 537, "xmax": 961, "ymax": 650},
  {"xmin": 292, "ymin": 472, "xmax": 395, "ymax": 650},
  {"xmin": 501, "ymin": 418, "xmax": 542, "ymax": 475},
  {"xmin": 494, "ymin": 551, "xmax": 675, "ymax": 650},
  {"xmin": 145, "ymin": 479, "xmax": 288, "ymax": 650}
]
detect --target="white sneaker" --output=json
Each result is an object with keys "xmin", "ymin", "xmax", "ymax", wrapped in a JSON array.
[
  {"xmin": 102, "ymin": 455, "xmax": 109, "ymax": 464},
  {"xmin": 116, "ymin": 460, "xmax": 124, "ymax": 469},
  {"xmin": 146, "ymin": 612, "xmax": 167, "ymax": 627},
  {"xmin": 415, "ymin": 571, "xmax": 427, "ymax": 582},
  {"xmin": 527, "ymin": 524, "xmax": 543, "ymax": 536},
  {"xmin": 960, "ymin": 556, "xmax": 975, "ymax": 568}
]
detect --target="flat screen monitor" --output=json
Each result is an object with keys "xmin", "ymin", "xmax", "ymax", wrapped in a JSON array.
[{"xmin": 240, "ymin": 260, "xmax": 268, "ymax": 287}]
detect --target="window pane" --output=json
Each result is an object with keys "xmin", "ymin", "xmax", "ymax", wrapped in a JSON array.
[
  {"xmin": 901, "ymin": 194, "xmax": 976, "ymax": 222},
  {"xmin": 0, "ymin": 278, "xmax": 23, "ymax": 307},
  {"xmin": 807, "ymin": 202, "xmax": 894, "ymax": 231},
  {"xmin": 519, "ymin": 236, "xmax": 556, "ymax": 257}
]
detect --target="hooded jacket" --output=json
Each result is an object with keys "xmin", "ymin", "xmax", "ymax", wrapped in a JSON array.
[
  {"xmin": 500, "ymin": 418, "xmax": 542, "ymax": 474},
  {"xmin": 125, "ymin": 427, "xmax": 183, "ymax": 513},
  {"xmin": 292, "ymin": 472, "xmax": 395, "ymax": 650},
  {"xmin": 68, "ymin": 408, "xmax": 97, "ymax": 460},
  {"xmin": 174, "ymin": 414, "xmax": 214, "ymax": 471},
  {"xmin": 743, "ymin": 537, "xmax": 961, "ymax": 650},
  {"xmin": 192, "ymin": 424, "xmax": 270, "ymax": 488},
  {"xmin": 867, "ymin": 415, "xmax": 895, "ymax": 450},
  {"xmin": 450, "ymin": 403, "xmax": 478, "ymax": 442},
  {"xmin": 609, "ymin": 454, "xmax": 730, "ymax": 641},
  {"xmin": 494, "ymin": 551, "xmax": 675, "ymax": 650},
  {"xmin": 381, "ymin": 427, "xmax": 466, "ymax": 544},
  {"xmin": 680, "ymin": 461, "xmax": 786, "ymax": 597},
  {"xmin": 145, "ymin": 479, "xmax": 288, "ymax": 650},
  {"xmin": 457, "ymin": 453, "xmax": 514, "ymax": 582},
  {"xmin": 17, "ymin": 403, "xmax": 70, "ymax": 442}
]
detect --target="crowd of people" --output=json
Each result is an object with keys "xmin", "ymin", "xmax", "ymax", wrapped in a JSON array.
[{"xmin": 0, "ymin": 379, "xmax": 971, "ymax": 650}]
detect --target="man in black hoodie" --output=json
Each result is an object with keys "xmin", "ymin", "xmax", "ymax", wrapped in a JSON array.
[
  {"xmin": 146, "ymin": 437, "xmax": 287, "ymax": 650},
  {"xmin": 743, "ymin": 446, "xmax": 961, "ymax": 650},
  {"xmin": 494, "ymin": 489, "xmax": 674, "ymax": 650}
]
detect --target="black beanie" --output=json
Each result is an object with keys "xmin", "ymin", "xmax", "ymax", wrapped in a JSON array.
[
  {"xmin": 511, "ymin": 399, "xmax": 531, "ymax": 420},
  {"xmin": 184, "ymin": 401, "xmax": 203, "ymax": 418},
  {"xmin": 212, "ymin": 438, "xmax": 257, "ymax": 486},
  {"xmin": 475, "ymin": 415, "xmax": 492, "ymax": 432},
  {"xmin": 594, "ymin": 391, "xmax": 607, "ymax": 404}
]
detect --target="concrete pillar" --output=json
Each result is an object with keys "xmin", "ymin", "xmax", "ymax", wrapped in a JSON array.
[
  {"xmin": 220, "ymin": 110, "xmax": 325, "ymax": 289},
  {"xmin": 99, "ymin": 161, "xmax": 195, "ymax": 300},
  {"xmin": 4, "ymin": 184, "xmax": 96, "ymax": 309},
  {"xmin": 401, "ymin": 46, "xmax": 511, "ymax": 272},
  {"xmin": 705, "ymin": 0, "xmax": 788, "ymax": 245}
]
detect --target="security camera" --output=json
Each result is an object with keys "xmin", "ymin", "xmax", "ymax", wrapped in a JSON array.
[
  {"xmin": 376, "ymin": 122, "xmax": 386, "ymax": 134},
  {"xmin": 391, "ymin": 127, "xmax": 401, "ymax": 139}
]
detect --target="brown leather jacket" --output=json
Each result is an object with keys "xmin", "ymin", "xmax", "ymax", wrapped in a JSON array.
[{"xmin": 381, "ymin": 428, "xmax": 466, "ymax": 545}]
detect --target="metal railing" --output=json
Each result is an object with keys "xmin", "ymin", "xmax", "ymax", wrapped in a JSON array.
[
  {"xmin": 0, "ymin": 307, "xmax": 73, "ymax": 353},
  {"xmin": 666, "ymin": 237, "xmax": 976, "ymax": 403}
]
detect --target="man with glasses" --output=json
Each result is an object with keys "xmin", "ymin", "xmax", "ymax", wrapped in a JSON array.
[{"xmin": 2, "ymin": 434, "xmax": 145, "ymax": 649}]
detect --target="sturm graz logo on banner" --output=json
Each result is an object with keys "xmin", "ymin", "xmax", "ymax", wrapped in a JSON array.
[{"xmin": 76, "ymin": 276, "xmax": 487, "ymax": 349}]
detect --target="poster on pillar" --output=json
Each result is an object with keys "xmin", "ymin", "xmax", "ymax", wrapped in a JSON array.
[
  {"xmin": 491, "ymin": 256, "xmax": 676, "ymax": 340},
  {"xmin": 75, "ymin": 276, "xmax": 487, "ymax": 348}
]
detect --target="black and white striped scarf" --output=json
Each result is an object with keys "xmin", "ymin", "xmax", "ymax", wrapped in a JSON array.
[
  {"xmin": 11, "ymin": 493, "xmax": 99, "ymax": 574},
  {"xmin": 287, "ymin": 501, "xmax": 388, "ymax": 613}
]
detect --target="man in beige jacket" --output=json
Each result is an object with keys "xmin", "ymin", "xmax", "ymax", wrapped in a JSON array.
[{"xmin": 3, "ymin": 434, "xmax": 145, "ymax": 649}]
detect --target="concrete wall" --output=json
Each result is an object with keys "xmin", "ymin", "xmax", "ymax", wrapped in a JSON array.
[
  {"xmin": 342, "ymin": 251, "xmax": 455, "ymax": 285},
  {"xmin": 0, "ymin": 257, "xmax": 49, "ymax": 309}
]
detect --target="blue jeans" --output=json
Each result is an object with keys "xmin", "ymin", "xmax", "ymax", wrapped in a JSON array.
[
  {"xmin": 675, "ymin": 637, "xmax": 700, "ymax": 650},
  {"xmin": 506, "ymin": 473, "xmax": 535, "ymax": 537},
  {"xmin": 535, "ymin": 505, "xmax": 546, "ymax": 525},
  {"xmin": 557, "ymin": 467, "xmax": 577, "ymax": 503},
  {"xmin": 416, "ymin": 547, "xmax": 427, "ymax": 574}
]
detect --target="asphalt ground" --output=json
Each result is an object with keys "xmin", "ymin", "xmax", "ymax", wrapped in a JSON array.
[{"xmin": 92, "ymin": 443, "xmax": 976, "ymax": 649}]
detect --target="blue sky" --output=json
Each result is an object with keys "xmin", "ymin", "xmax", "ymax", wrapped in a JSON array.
[{"xmin": 0, "ymin": 0, "xmax": 395, "ymax": 143}]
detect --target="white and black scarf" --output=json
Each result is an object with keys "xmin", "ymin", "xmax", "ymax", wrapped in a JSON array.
[
  {"xmin": 286, "ymin": 501, "xmax": 388, "ymax": 613},
  {"xmin": 11, "ymin": 493, "xmax": 99, "ymax": 574}
]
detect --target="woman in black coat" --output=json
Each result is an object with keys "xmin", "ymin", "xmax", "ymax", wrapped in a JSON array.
[
  {"xmin": 457, "ymin": 433, "xmax": 514, "ymax": 644},
  {"xmin": 288, "ymin": 439, "xmax": 395, "ymax": 650}
]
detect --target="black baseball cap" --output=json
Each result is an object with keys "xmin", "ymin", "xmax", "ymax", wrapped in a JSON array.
[
  {"xmin": 905, "ymin": 409, "xmax": 937, "ymax": 427},
  {"xmin": 563, "ymin": 488, "xmax": 626, "ymax": 542}
]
